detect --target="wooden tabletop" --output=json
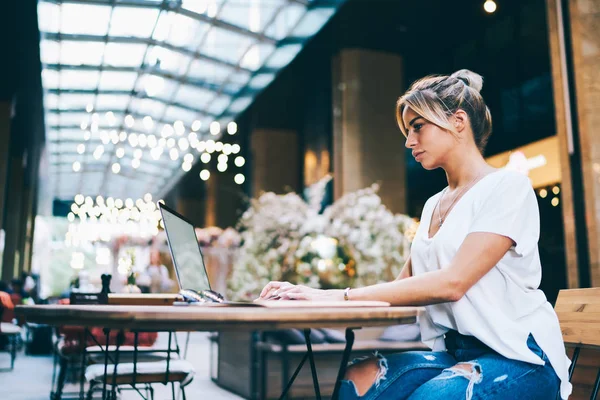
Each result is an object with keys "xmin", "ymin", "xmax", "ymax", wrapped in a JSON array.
[{"xmin": 16, "ymin": 304, "xmax": 422, "ymax": 331}]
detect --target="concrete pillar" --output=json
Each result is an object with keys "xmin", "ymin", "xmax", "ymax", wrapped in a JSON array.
[
  {"xmin": 332, "ymin": 49, "xmax": 407, "ymax": 214},
  {"xmin": 0, "ymin": 103, "xmax": 11, "ymax": 242},
  {"xmin": 2, "ymin": 155, "xmax": 25, "ymax": 280},
  {"xmin": 250, "ymin": 129, "xmax": 299, "ymax": 196},
  {"xmin": 546, "ymin": 0, "xmax": 600, "ymax": 287}
]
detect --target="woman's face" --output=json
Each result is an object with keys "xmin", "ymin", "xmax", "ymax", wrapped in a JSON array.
[{"xmin": 402, "ymin": 107, "xmax": 457, "ymax": 170}]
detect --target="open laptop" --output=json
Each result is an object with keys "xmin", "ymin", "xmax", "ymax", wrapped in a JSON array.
[{"xmin": 158, "ymin": 202, "xmax": 257, "ymax": 306}]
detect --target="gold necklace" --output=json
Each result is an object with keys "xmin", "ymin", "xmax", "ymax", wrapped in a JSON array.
[{"xmin": 436, "ymin": 173, "xmax": 483, "ymax": 227}]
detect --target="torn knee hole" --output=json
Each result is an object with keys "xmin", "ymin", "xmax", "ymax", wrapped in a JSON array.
[
  {"xmin": 453, "ymin": 362, "xmax": 482, "ymax": 375},
  {"xmin": 343, "ymin": 352, "xmax": 389, "ymax": 396},
  {"xmin": 435, "ymin": 362, "xmax": 483, "ymax": 400}
]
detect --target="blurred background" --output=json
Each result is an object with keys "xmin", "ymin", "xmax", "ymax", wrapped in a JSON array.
[{"xmin": 0, "ymin": 0, "xmax": 598, "ymax": 398}]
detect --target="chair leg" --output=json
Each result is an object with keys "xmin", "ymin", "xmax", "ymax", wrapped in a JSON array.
[
  {"xmin": 10, "ymin": 335, "xmax": 16, "ymax": 370},
  {"xmin": 181, "ymin": 385, "xmax": 186, "ymax": 400},
  {"xmin": 54, "ymin": 357, "xmax": 68, "ymax": 400},
  {"xmin": 86, "ymin": 381, "xmax": 96, "ymax": 400}
]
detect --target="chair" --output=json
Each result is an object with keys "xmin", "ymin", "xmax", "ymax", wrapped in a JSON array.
[
  {"xmin": 83, "ymin": 331, "xmax": 194, "ymax": 400},
  {"xmin": 554, "ymin": 287, "xmax": 600, "ymax": 399},
  {"xmin": 0, "ymin": 322, "xmax": 21, "ymax": 371},
  {"xmin": 0, "ymin": 291, "xmax": 21, "ymax": 372}
]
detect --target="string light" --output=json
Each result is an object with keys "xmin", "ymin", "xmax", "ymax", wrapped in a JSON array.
[
  {"xmin": 484, "ymin": 0, "xmax": 497, "ymax": 13},
  {"xmin": 162, "ymin": 124, "xmax": 174, "ymax": 138},
  {"xmin": 174, "ymin": 121, "xmax": 185, "ymax": 136},
  {"xmin": 200, "ymin": 169, "xmax": 210, "ymax": 181},
  {"xmin": 192, "ymin": 120, "xmax": 202, "ymax": 132},
  {"xmin": 539, "ymin": 189, "xmax": 547, "ymax": 198},
  {"xmin": 210, "ymin": 121, "xmax": 220, "ymax": 136},
  {"xmin": 143, "ymin": 116, "xmax": 154, "ymax": 131},
  {"xmin": 552, "ymin": 186, "xmax": 560, "ymax": 195},
  {"xmin": 77, "ymin": 144, "xmax": 85, "ymax": 154},
  {"xmin": 227, "ymin": 122, "xmax": 237, "ymax": 135},
  {"xmin": 72, "ymin": 161, "xmax": 81, "ymax": 172},
  {"xmin": 234, "ymin": 174, "xmax": 245, "ymax": 185},
  {"xmin": 112, "ymin": 163, "xmax": 121, "ymax": 174}
]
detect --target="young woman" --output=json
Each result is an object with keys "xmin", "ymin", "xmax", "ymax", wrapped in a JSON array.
[{"xmin": 258, "ymin": 70, "xmax": 571, "ymax": 400}]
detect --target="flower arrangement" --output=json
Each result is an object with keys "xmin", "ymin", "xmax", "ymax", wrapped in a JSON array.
[{"xmin": 228, "ymin": 185, "xmax": 417, "ymax": 301}]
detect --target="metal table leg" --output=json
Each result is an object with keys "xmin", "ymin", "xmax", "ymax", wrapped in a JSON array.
[
  {"xmin": 331, "ymin": 328, "xmax": 356, "ymax": 400},
  {"xmin": 303, "ymin": 329, "xmax": 321, "ymax": 400}
]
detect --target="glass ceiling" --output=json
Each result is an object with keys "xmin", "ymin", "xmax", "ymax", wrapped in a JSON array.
[{"xmin": 39, "ymin": 0, "xmax": 344, "ymax": 202}]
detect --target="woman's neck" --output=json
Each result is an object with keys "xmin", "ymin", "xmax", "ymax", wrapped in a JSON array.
[{"xmin": 443, "ymin": 148, "xmax": 492, "ymax": 190}]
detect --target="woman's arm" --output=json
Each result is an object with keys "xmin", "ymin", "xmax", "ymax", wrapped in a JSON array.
[
  {"xmin": 348, "ymin": 232, "xmax": 513, "ymax": 305},
  {"xmin": 395, "ymin": 256, "xmax": 412, "ymax": 281}
]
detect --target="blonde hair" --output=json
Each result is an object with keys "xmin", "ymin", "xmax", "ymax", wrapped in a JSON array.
[{"xmin": 396, "ymin": 69, "xmax": 493, "ymax": 153}]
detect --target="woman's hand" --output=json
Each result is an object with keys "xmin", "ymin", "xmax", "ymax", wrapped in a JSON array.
[{"xmin": 258, "ymin": 281, "xmax": 344, "ymax": 301}]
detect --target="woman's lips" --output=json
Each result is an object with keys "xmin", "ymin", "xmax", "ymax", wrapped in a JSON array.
[{"xmin": 413, "ymin": 151, "xmax": 425, "ymax": 161}]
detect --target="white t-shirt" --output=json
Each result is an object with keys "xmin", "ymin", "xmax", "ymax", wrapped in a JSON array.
[{"xmin": 411, "ymin": 169, "xmax": 572, "ymax": 399}]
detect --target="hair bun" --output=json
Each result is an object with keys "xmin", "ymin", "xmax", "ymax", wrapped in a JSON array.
[{"xmin": 450, "ymin": 69, "xmax": 483, "ymax": 93}]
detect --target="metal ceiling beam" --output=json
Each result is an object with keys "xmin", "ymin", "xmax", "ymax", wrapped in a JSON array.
[
  {"xmin": 46, "ymin": 88, "xmax": 217, "ymax": 117},
  {"xmin": 50, "ymin": 162, "xmax": 170, "ymax": 178},
  {"xmin": 44, "ymin": 63, "xmax": 242, "ymax": 97},
  {"xmin": 43, "ymin": 0, "xmax": 278, "ymax": 44},
  {"xmin": 41, "ymin": 32, "xmax": 268, "ymax": 74},
  {"xmin": 47, "ymin": 109, "xmax": 231, "ymax": 131}
]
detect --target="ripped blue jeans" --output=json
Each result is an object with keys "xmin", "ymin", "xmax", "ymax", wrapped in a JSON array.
[{"xmin": 339, "ymin": 331, "xmax": 560, "ymax": 400}]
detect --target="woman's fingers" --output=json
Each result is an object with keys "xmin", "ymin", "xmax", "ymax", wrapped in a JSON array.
[
  {"xmin": 281, "ymin": 292, "xmax": 308, "ymax": 300},
  {"xmin": 259, "ymin": 281, "xmax": 293, "ymax": 298}
]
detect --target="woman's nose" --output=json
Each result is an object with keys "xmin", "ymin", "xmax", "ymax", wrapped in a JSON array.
[{"xmin": 405, "ymin": 132, "xmax": 416, "ymax": 149}]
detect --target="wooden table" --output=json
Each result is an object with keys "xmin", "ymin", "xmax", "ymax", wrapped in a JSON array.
[{"xmin": 17, "ymin": 303, "xmax": 423, "ymax": 400}]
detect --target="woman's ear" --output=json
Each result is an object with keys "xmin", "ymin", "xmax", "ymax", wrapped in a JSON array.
[{"xmin": 453, "ymin": 110, "xmax": 468, "ymax": 133}]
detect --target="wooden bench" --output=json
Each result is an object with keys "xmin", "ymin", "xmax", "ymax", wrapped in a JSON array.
[{"xmin": 555, "ymin": 288, "xmax": 600, "ymax": 400}]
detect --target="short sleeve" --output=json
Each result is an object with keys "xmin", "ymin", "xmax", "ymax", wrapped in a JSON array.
[{"xmin": 468, "ymin": 172, "xmax": 539, "ymax": 256}]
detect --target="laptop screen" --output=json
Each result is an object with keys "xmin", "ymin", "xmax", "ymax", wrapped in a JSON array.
[{"xmin": 159, "ymin": 204, "xmax": 211, "ymax": 292}]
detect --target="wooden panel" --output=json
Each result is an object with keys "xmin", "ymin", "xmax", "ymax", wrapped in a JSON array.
[{"xmin": 555, "ymin": 288, "xmax": 600, "ymax": 347}]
